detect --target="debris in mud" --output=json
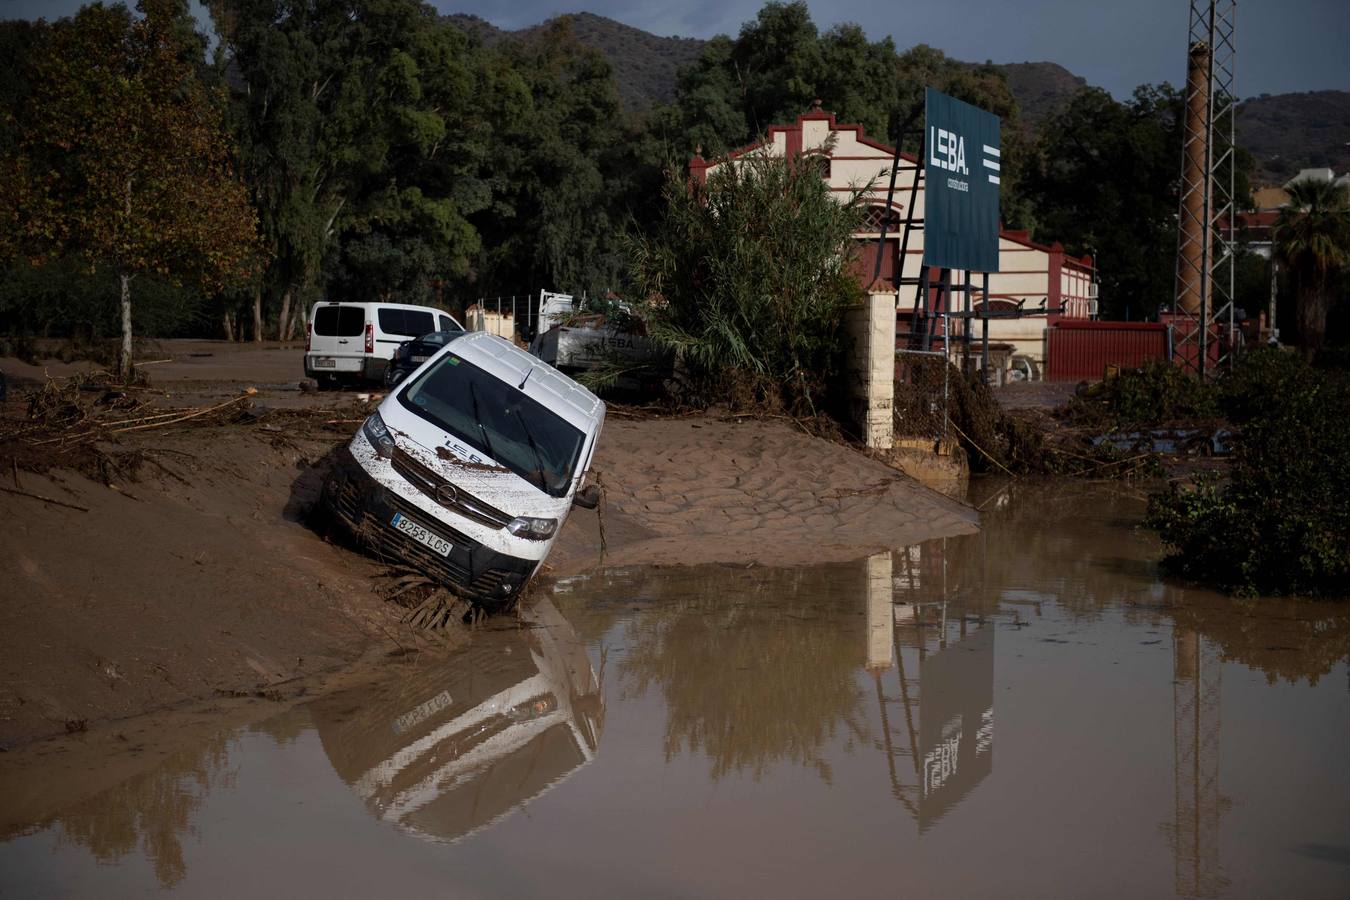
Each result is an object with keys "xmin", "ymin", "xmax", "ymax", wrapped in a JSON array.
[
  {"xmin": 0, "ymin": 371, "xmax": 382, "ymax": 482},
  {"xmin": 894, "ymin": 357, "xmax": 1228, "ymax": 479},
  {"xmin": 377, "ymin": 568, "xmax": 474, "ymax": 630}
]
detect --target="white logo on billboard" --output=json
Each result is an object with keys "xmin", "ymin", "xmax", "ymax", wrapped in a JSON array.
[
  {"xmin": 929, "ymin": 127, "xmax": 969, "ymax": 175},
  {"xmin": 982, "ymin": 144, "xmax": 1000, "ymax": 186}
]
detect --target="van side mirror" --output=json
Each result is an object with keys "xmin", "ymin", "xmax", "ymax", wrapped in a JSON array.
[{"xmin": 573, "ymin": 484, "xmax": 601, "ymax": 510}]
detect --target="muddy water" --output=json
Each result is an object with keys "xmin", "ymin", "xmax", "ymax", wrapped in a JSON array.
[{"xmin": 3, "ymin": 481, "xmax": 1349, "ymax": 898}]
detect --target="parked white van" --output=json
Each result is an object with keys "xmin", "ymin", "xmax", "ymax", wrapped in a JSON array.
[
  {"xmin": 323, "ymin": 331, "xmax": 604, "ymax": 611},
  {"xmin": 305, "ymin": 301, "xmax": 462, "ymax": 385}
]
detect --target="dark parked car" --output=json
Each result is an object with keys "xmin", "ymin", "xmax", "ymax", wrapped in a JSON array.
[{"xmin": 383, "ymin": 329, "xmax": 464, "ymax": 387}]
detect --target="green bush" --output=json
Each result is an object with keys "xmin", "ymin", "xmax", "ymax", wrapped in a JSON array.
[
  {"xmin": 627, "ymin": 150, "xmax": 865, "ymax": 414},
  {"xmin": 1147, "ymin": 348, "xmax": 1350, "ymax": 597}
]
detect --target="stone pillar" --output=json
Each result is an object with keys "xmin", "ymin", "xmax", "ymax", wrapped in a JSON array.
[{"xmin": 844, "ymin": 292, "xmax": 896, "ymax": 449}]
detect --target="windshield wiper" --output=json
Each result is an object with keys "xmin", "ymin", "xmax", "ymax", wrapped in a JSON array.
[
  {"xmin": 515, "ymin": 411, "xmax": 551, "ymax": 494},
  {"xmin": 467, "ymin": 381, "xmax": 499, "ymax": 464}
]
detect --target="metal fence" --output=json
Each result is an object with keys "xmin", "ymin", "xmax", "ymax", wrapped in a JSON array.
[{"xmin": 893, "ymin": 346, "xmax": 951, "ymax": 447}]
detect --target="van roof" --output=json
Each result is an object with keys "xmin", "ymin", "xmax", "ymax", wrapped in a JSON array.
[
  {"xmin": 312, "ymin": 301, "xmax": 448, "ymax": 314},
  {"xmin": 446, "ymin": 331, "xmax": 604, "ymax": 432}
]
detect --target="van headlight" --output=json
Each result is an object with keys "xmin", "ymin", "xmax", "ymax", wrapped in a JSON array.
[
  {"xmin": 362, "ymin": 413, "xmax": 395, "ymax": 459},
  {"xmin": 506, "ymin": 516, "xmax": 557, "ymax": 540}
]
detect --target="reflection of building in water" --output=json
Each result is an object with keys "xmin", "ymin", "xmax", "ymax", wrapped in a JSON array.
[
  {"xmin": 311, "ymin": 598, "xmax": 602, "ymax": 843},
  {"xmin": 866, "ymin": 546, "xmax": 995, "ymax": 833},
  {"xmin": 1168, "ymin": 626, "xmax": 1228, "ymax": 898}
]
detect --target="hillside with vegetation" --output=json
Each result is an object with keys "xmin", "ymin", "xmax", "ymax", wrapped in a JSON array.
[
  {"xmin": 446, "ymin": 12, "xmax": 705, "ymax": 110},
  {"xmin": 447, "ymin": 14, "xmax": 1091, "ymax": 125},
  {"xmin": 993, "ymin": 61, "xmax": 1089, "ymax": 124},
  {"xmin": 1237, "ymin": 90, "xmax": 1350, "ymax": 183}
]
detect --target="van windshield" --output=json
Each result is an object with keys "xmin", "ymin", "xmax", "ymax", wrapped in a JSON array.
[{"xmin": 397, "ymin": 354, "xmax": 585, "ymax": 499}]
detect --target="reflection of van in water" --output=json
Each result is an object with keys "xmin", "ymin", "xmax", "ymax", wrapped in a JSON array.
[
  {"xmin": 310, "ymin": 598, "xmax": 602, "ymax": 843},
  {"xmin": 323, "ymin": 331, "xmax": 604, "ymax": 610}
]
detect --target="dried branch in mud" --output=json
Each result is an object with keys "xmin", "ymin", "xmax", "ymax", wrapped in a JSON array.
[{"xmin": 0, "ymin": 485, "xmax": 90, "ymax": 511}]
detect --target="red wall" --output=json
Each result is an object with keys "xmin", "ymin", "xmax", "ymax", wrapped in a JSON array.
[{"xmin": 1045, "ymin": 320, "xmax": 1170, "ymax": 381}]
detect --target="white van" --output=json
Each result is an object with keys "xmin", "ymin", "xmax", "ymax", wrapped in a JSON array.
[
  {"xmin": 305, "ymin": 301, "xmax": 462, "ymax": 384},
  {"xmin": 323, "ymin": 331, "xmax": 605, "ymax": 610}
]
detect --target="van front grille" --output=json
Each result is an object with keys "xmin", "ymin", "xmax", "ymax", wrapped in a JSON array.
[
  {"xmin": 325, "ymin": 470, "xmax": 525, "ymax": 604},
  {"xmin": 390, "ymin": 445, "xmax": 514, "ymax": 530}
]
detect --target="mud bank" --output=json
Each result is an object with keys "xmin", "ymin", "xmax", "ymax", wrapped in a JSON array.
[
  {"xmin": 1, "ymin": 350, "xmax": 976, "ymax": 746},
  {"xmin": 547, "ymin": 415, "xmax": 978, "ymax": 576}
]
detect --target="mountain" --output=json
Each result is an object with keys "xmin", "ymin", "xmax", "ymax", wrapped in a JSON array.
[
  {"xmin": 1237, "ymin": 90, "xmax": 1350, "ymax": 184},
  {"xmin": 446, "ymin": 12, "xmax": 705, "ymax": 111},
  {"xmin": 992, "ymin": 62, "xmax": 1089, "ymax": 124}
]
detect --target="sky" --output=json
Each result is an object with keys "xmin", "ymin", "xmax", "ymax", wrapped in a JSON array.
[{"xmin": 2, "ymin": 0, "xmax": 1347, "ymax": 99}]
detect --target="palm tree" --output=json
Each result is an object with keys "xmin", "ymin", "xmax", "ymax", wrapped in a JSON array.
[{"xmin": 1273, "ymin": 179, "xmax": 1350, "ymax": 356}]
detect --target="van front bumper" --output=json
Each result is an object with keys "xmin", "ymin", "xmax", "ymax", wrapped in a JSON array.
[{"xmin": 322, "ymin": 448, "xmax": 537, "ymax": 606}]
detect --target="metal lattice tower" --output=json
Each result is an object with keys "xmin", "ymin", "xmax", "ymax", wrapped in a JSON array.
[
  {"xmin": 1171, "ymin": 0, "xmax": 1238, "ymax": 377},
  {"xmin": 1168, "ymin": 627, "xmax": 1230, "ymax": 898}
]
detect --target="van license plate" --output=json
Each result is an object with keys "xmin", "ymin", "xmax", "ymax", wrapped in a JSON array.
[
  {"xmin": 391, "ymin": 512, "xmax": 452, "ymax": 557},
  {"xmin": 314, "ymin": 358, "xmax": 336, "ymax": 368},
  {"xmin": 411, "ymin": 355, "xmax": 427, "ymax": 363}
]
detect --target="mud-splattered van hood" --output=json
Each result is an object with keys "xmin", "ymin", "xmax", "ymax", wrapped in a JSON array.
[{"xmin": 383, "ymin": 416, "xmax": 574, "ymax": 520}]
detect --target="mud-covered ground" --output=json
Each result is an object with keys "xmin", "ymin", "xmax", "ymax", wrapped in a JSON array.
[{"xmin": 0, "ymin": 340, "xmax": 976, "ymax": 747}]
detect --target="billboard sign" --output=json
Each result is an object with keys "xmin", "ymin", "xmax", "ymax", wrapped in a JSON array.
[{"xmin": 923, "ymin": 88, "xmax": 1001, "ymax": 272}]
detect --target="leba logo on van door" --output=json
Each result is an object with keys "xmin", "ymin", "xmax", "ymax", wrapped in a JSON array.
[{"xmin": 923, "ymin": 88, "xmax": 1001, "ymax": 274}]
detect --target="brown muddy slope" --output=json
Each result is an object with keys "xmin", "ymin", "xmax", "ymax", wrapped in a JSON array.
[{"xmin": 0, "ymin": 421, "xmax": 404, "ymax": 748}]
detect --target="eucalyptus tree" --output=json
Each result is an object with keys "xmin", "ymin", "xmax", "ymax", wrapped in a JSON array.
[
  {"xmin": 462, "ymin": 18, "xmax": 633, "ymax": 301},
  {"xmin": 209, "ymin": 0, "xmax": 491, "ymax": 336},
  {"xmin": 1024, "ymin": 86, "xmax": 1185, "ymax": 321}
]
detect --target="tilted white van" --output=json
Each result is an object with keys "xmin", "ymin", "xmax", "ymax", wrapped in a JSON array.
[
  {"xmin": 305, "ymin": 301, "xmax": 463, "ymax": 385},
  {"xmin": 323, "ymin": 331, "xmax": 604, "ymax": 610}
]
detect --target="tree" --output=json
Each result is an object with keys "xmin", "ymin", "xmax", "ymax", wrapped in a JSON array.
[
  {"xmin": 629, "ymin": 152, "xmax": 865, "ymax": 412},
  {"xmin": 0, "ymin": 19, "xmax": 46, "ymax": 157},
  {"xmin": 317, "ymin": 1, "xmax": 488, "ymax": 307},
  {"xmin": 210, "ymin": 0, "xmax": 488, "ymax": 336},
  {"xmin": 1024, "ymin": 86, "xmax": 1185, "ymax": 320},
  {"xmin": 0, "ymin": 1, "xmax": 259, "ymax": 377},
  {"xmin": 1273, "ymin": 178, "xmax": 1349, "ymax": 356},
  {"xmin": 463, "ymin": 17, "xmax": 636, "ymax": 301}
]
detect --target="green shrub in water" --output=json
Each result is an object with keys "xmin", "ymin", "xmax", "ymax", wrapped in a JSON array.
[{"xmin": 1147, "ymin": 349, "xmax": 1350, "ymax": 597}]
